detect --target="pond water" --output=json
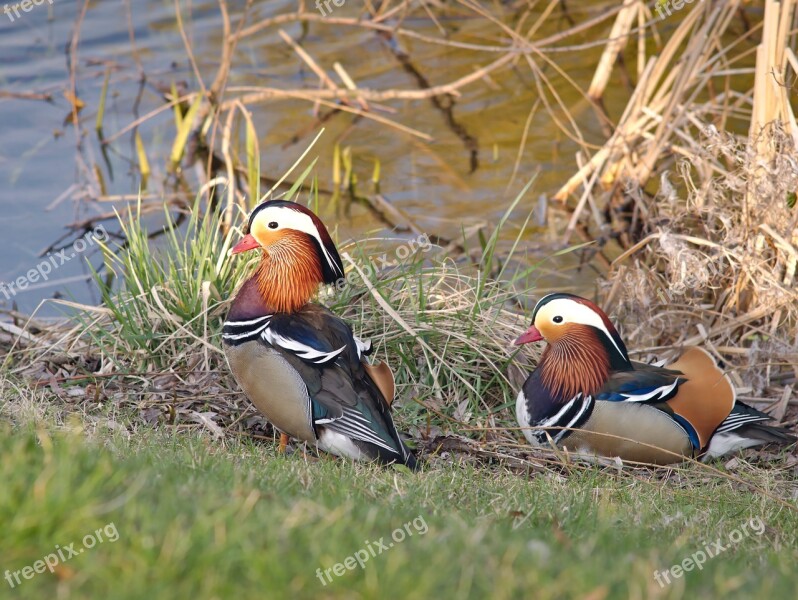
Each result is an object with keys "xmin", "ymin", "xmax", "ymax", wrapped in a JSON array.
[{"xmin": 1, "ymin": 1, "xmax": 634, "ymax": 315}]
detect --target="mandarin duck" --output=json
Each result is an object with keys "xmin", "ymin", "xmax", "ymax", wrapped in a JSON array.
[
  {"xmin": 513, "ymin": 293, "xmax": 795, "ymax": 464},
  {"xmin": 223, "ymin": 200, "xmax": 417, "ymax": 469}
]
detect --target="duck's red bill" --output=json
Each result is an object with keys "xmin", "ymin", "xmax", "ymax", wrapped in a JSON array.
[
  {"xmin": 514, "ymin": 325, "xmax": 543, "ymax": 345},
  {"xmin": 231, "ymin": 234, "xmax": 260, "ymax": 254}
]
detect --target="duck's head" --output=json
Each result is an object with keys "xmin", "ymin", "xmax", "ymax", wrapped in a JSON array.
[
  {"xmin": 231, "ymin": 200, "xmax": 344, "ymax": 312},
  {"xmin": 514, "ymin": 293, "xmax": 632, "ymax": 398},
  {"xmin": 232, "ymin": 200, "xmax": 344, "ymax": 283},
  {"xmin": 515, "ymin": 293, "xmax": 630, "ymax": 365}
]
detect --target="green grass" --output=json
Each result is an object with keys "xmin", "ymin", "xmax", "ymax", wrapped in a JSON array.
[{"xmin": 1, "ymin": 420, "xmax": 796, "ymax": 599}]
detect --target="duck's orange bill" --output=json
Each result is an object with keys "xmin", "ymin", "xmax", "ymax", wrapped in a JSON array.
[
  {"xmin": 231, "ymin": 234, "xmax": 260, "ymax": 254},
  {"xmin": 514, "ymin": 325, "xmax": 543, "ymax": 345}
]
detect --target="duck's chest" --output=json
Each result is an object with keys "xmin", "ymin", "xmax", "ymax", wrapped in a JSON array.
[{"xmin": 224, "ymin": 340, "xmax": 316, "ymax": 443}]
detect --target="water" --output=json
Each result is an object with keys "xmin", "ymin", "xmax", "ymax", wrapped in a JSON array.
[{"xmin": 0, "ymin": 1, "xmax": 623, "ymax": 315}]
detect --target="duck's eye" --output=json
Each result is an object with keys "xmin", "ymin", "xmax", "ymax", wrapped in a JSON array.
[
  {"xmin": 268, "ymin": 221, "xmax": 279, "ymax": 229},
  {"xmin": 553, "ymin": 316, "xmax": 564, "ymax": 324}
]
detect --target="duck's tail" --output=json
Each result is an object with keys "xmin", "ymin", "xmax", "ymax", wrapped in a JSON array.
[{"xmin": 703, "ymin": 401, "xmax": 796, "ymax": 459}]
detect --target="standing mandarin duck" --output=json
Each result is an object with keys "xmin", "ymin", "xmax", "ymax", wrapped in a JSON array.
[
  {"xmin": 223, "ymin": 199, "xmax": 417, "ymax": 469},
  {"xmin": 513, "ymin": 293, "xmax": 795, "ymax": 464}
]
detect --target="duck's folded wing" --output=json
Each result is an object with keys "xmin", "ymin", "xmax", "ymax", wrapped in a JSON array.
[
  {"xmin": 312, "ymin": 367, "xmax": 407, "ymax": 456},
  {"xmin": 596, "ymin": 365, "xmax": 700, "ymax": 449},
  {"xmin": 596, "ymin": 364, "xmax": 685, "ymax": 403},
  {"xmin": 598, "ymin": 348, "xmax": 740, "ymax": 451},
  {"xmin": 265, "ymin": 309, "xmax": 412, "ymax": 463}
]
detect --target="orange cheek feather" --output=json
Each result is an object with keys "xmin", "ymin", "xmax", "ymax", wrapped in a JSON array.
[
  {"xmin": 251, "ymin": 230, "xmax": 324, "ymax": 313},
  {"xmin": 536, "ymin": 321, "xmax": 569, "ymax": 343},
  {"xmin": 250, "ymin": 221, "xmax": 284, "ymax": 248}
]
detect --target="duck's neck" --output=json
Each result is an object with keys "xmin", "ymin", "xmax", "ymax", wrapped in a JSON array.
[
  {"xmin": 537, "ymin": 335, "xmax": 611, "ymax": 402},
  {"xmin": 234, "ymin": 236, "xmax": 323, "ymax": 315}
]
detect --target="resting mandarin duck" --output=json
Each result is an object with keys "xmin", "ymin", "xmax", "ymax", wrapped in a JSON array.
[
  {"xmin": 514, "ymin": 293, "xmax": 795, "ymax": 464},
  {"xmin": 223, "ymin": 199, "xmax": 417, "ymax": 469}
]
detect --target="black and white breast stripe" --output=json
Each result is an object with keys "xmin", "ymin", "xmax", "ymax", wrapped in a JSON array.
[
  {"xmin": 529, "ymin": 393, "xmax": 594, "ymax": 445},
  {"xmin": 223, "ymin": 317, "xmax": 346, "ymax": 366},
  {"xmin": 222, "ymin": 315, "xmax": 273, "ymax": 342},
  {"xmin": 223, "ymin": 318, "xmax": 373, "ymax": 366}
]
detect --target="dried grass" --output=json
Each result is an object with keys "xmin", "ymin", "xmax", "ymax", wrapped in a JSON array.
[{"xmin": 563, "ymin": 0, "xmax": 798, "ymax": 425}]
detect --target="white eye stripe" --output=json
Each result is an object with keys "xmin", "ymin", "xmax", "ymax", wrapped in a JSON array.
[
  {"xmin": 536, "ymin": 298, "xmax": 626, "ymax": 359},
  {"xmin": 253, "ymin": 206, "xmax": 342, "ymax": 277},
  {"xmin": 256, "ymin": 207, "xmax": 314, "ymax": 233}
]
